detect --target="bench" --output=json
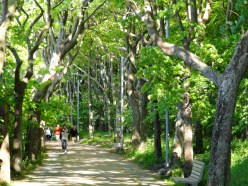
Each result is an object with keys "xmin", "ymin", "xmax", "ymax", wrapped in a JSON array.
[{"xmin": 172, "ymin": 159, "xmax": 205, "ymax": 186}]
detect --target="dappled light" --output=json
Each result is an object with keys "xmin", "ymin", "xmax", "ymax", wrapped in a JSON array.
[{"xmin": 12, "ymin": 142, "xmax": 168, "ymax": 186}]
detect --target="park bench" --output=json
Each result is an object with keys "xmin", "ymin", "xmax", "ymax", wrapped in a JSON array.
[{"xmin": 172, "ymin": 159, "xmax": 205, "ymax": 186}]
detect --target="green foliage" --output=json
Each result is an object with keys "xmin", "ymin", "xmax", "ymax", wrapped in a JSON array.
[
  {"xmin": 39, "ymin": 95, "xmax": 71, "ymax": 127},
  {"xmin": 224, "ymin": 0, "xmax": 248, "ymax": 34},
  {"xmin": 229, "ymin": 140, "xmax": 248, "ymax": 185},
  {"xmin": 126, "ymin": 138, "xmax": 157, "ymax": 168},
  {"xmin": 111, "ymin": 0, "xmax": 127, "ymax": 9},
  {"xmin": 233, "ymin": 77, "xmax": 248, "ymax": 137},
  {"xmin": 137, "ymin": 45, "xmax": 185, "ymax": 108},
  {"xmin": 0, "ymin": 182, "xmax": 11, "ymax": 186}
]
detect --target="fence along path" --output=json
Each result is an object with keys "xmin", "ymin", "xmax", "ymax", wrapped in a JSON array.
[{"xmin": 12, "ymin": 141, "xmax": 168, "ymax": 186}]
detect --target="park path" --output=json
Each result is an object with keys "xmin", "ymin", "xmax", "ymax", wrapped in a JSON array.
[{"xmin": 11, "ymin": 141, "xmax": 169, "ymax": 186}]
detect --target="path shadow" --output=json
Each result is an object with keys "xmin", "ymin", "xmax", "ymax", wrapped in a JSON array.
[{"xmin": 12, "ymin": 141, "xmax": 170, "ymax": 186}]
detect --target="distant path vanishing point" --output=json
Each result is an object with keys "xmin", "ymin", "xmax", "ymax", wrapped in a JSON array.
[{"xmin": 12, "ymin": 141, "xmax": 169, "ymax": 186}]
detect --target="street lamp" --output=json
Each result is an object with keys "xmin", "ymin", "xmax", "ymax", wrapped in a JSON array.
[{"xmin": 74, "ymin": 73, "xmax": 83, "ymax": 139}]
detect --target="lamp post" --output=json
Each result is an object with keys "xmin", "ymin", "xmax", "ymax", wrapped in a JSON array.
[
  {"xmin": 165, "ymin": 104, "xmax": 169, "ymax": 168},
  {"xmin": 74, "ymin": 73, "xmax": 83, "ymax": 137}
]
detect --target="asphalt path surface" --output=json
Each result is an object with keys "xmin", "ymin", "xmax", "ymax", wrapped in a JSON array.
[{"xmin": 12, "ymin": 141, "xmax": 169, "ymax": 186}]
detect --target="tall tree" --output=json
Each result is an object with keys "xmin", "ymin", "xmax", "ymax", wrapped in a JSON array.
[
  {"xmin": 129, "ymin": 0, "xmax": 248, "ymax": 184},
  {"xmin": 124, "ymin": 10, "xmax": 148, "ymax": 150},
  {"xmin": 0, "ymin": 104, "xmax": 10, "ymax": 183},
  {"xmin": 0, "ymin": 2, "xmax": 17, "ymax": 178},
  {"xmin": 0, "ymin": 0, "xmax": 17, "ymax": 75},
  {"xmin": 31, "ymin": 0, "xmax": 107, "ymax": 129},
  {"xmin": 153, "ymin": 100, "xmax": 162, "ymax": 163},
  {"xmin": 9, "ymin": 0, "xmax": 47, "ymax": 173}
]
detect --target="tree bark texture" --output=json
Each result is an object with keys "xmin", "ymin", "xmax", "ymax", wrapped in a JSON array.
[
  {"xmin": 182, "ymin": 92, "xmax": 193, "ymax": 177},
  {"xmin": 0, "ymin": 0, "xmax": 17, "ymax": 75},
  {"xmin": 208, "ymin": 77, "xmax": 239, "ymax": 185},
  {"xmin": 153, "ymin": 103, "xmax": 162, "ymax": 163},
  {"xmin": 195, "ymin": 118, "xmax": 204, "ymax": 154},
  {"xmin": 12, "ymin": 83, "xmax": 25, "ymax": 174},
  {"xmin": 0, "ymin": 104, "xmax": 11, "ymax": 182},
  {"xmin": 138, "ymin": 79, "xmax": 148, "ymax": 152},
  {"xmin": 25, "ymin": 126, "xmax": 42, "ymax": 161},
  {"xmin": 9, "ymin": 45, "xmax": 33, "ymax": 174},
  {"xmin": 127, "ymin": 62, "xmax": 141, "ymax": 147},
  {"xmin": 172, "ymin": 103, "xmax": 184, "ymax": 163},
  {"xmin": 207, "ymin": 34, "xmax": 248, "ymax": 185}
]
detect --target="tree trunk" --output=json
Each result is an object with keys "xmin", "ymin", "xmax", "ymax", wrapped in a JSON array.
[
  {"xmin": 207, "ymin": 77, "xmax": 239, "ymax": 185},
  {"xmin": 141, "ymin": 1, "xmax": 248, "ymax": 184},
  {"xmin": 9, "ymin": 45, "xmax": 33, "ymax": 174},
  {"xmin": 195, "ymin": 118, "xmax": 204, "ymax": 154},
  {"xmin": 12, "ymin": 83, "xmax": 25, "ymax": 174},
  {"xmin": 0, "ymin": 0, "xmax": 17, "ymax": 75},
  {"xmin": 0, "ymin": 23, "xmax": 7, "ymax": 76},
  {"xmin": 110, "ymin": 58, "xmax": 115, "ymax": 135},
  {"xmin": 26, "ymin": 126, "xmax": 42, "ymax": 161},
  {"xmin": 138, "ymin": 79, "xmax": 148, "ymax": 152},
  {"xmin": 88, "ymin": 67, "xmax": 94, "ymax": 138},
  {"xmin": 182, "ymin": 92, "xmax": 193, "ymax": 177},
  {"xmin": 172, "ymin": 103, "xmax": 184, "ymax": 163},
  {"xmin": 127, "ymin": 62, "xmax": 141, "ymax": 147},
  {"xmin": 0, "ymin": 104, "xmax": 11, "ymax": 183},
  {"xmin": 153, "ymin": 102, "xmax": 162, "ymax": 163}
]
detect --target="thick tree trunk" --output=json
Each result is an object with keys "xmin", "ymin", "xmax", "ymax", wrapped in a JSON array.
[
  {"xmin": 207, "ymin": 35, "xmax": 248, "ymax": 185},
  {"xmin": 138, "ymin": 79, "xmax": 148, "ymax": 152},
  {"xmin": 182, "ymin": 92, "xmax": 193, "ymax": 177},
  {"xmin": 141, "ymin": 2, "xmax": 248, "ymax": 184},
  {"xmin": 207, "ymin": 78, "xmax": 239, "ymax": 185},
  {"xmin": 0, "ymin": 0, "xmax": 17, "ymax": 75},
  {"xmin": 0, "ymin": 25, "xmax": 7, "ymax": 75},
  {"xmin": 195, "ymin": 118, "xmax": 204, "ymax": 154},
  {"xmin": 12, "ymin": 83, "xmax": 25, "ymax": 174},
  {"xmin": 153, "ymin": 103, "xmax": 162, "ymax": 163},
  {"xmin": 26, "ymin": 126, "xmax": 42, "ymax": 161},
  {"xmin": 172, "ymin": 103, "xmax": 184, "ymax": 163},
  {"xmin": 127, "ymin": 63, "xmax": 141, "ymax": 147},
  {"xmin": 0, "ymin": 104, "xmax": 11, "ymax": 183},
  {"xmin": 9, "ymin": 45, "xmax": 33, "ymax": 174}
]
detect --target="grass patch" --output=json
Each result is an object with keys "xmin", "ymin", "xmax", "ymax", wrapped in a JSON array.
[
  {"xmin": 228, "ymin": 139, "xmax": 248, "ymax": 186},
  {"xmin": 80, "ymin": 131, "xmax": 113, "ymax": 148},
  {"xmin": 0, "ymin": 182, "xmax": 11, "ymax": 186}
]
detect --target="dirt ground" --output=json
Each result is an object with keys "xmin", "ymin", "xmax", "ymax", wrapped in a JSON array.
[{"xmin": 11, "ymin": 141, "xmax": 170, "ymax": 186}]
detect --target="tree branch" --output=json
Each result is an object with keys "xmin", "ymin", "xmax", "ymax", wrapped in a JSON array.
[{"xmin": 127, "ymin": 0, "xmax": 221, "ymax": 86}]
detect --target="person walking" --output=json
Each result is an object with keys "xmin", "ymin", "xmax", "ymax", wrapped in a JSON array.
[
  {"xmin": 54, "ymin": 124, "xmax": 62, "ymax": 146},
  {"xmin": 61, "ymin": 124, "xmax": 69, "ymax": 152},
  {"xmin": 70, "ymin": 125, "xmax": 79, "ymax": 145},
  {"xmin": 45, "ymin": 126, "xmax": 52, "ymax": 142}
]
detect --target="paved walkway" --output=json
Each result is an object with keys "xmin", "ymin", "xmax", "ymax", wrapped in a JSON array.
[{"xmin": 11, "ymin": 141, "xmax": 169, "ymax": 186}]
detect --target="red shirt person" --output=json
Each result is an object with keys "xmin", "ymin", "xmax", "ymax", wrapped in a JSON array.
[{"xmin": 54, "ymin": 124, "xmax": 62, "ymax": 145}]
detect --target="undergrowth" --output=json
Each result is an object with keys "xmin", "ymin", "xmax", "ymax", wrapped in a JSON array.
[{"xmin": 11, "ymin": 151, "xmax": 47, "ymax": 180}]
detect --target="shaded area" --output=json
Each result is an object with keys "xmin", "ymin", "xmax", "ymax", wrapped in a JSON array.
[{"xmin": 12, "ymin": 141, "xmax": 168, "ymax": 186}]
